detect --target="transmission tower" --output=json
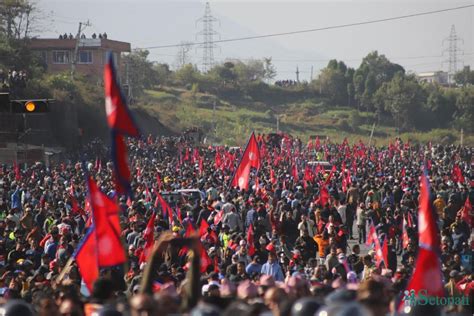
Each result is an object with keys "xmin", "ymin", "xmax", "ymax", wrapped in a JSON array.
[
  {"xmin": 442, "ymin": 25, "xmax": 463, "ymax": 84},
  {"xmin": 196, "ymin": 2, "xmax": 220, "ymax": 72}
]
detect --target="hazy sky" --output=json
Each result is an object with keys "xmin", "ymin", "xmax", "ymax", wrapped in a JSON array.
[{"xmin": 36, "ymin": 0, "xmax": 473, "ymax": 80}]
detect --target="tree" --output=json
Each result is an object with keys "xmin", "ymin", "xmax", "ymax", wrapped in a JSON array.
[
  {"xmin": 122, "ymin": 49, "xmax": 159, "ymax": 96},
  {"xmin": 353, "ymin": 51, "xmax": 405, "ymax": 110},
  {"xmin": 454, "ymin": 66, "xmax": 474, "ymax": 86},
  {"xmin": 453, "ymin": 86, "xmax": 474, "ymax": 132},
  {"xmin": 174, "ymin": 63, "xmax": 201, "ymax": 86},
  {"xmin": 375, "ymin": 73, "xmax": 425, "ymax": 131},
  {"xmin": 153, "ymin": 63, "xmax": 171, "ymax": 85},
  {"xmin": 263, "ymin": 57, "xmax": 276, "ymax": 82},
  {"xmin": 0, "ymin": 0, "xmax": 37, "ymax": 40},
  {"xmin": 318, "ymin": 59, "xmax": 353, "ymax": 106},
  {"xmin": 425, "ymin": 87, "xmax": 456, "ymax": 128}
]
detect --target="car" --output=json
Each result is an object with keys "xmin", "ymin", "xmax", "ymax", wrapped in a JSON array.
[
  {"xmin": 307, "ymin": 161, "xmax": 333, "ymax": 171},
  {"xmin": 177, "ymin": 189, "xmax": 206, "ymax": 203},
  {"xmin": 159, "ymin": 191, "xmax": 182, "ymax": 208}
]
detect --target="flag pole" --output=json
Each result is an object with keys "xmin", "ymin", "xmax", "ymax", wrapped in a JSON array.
[{"xmin": 56, "ymin": 257, "xmax": 75, "ymax": 284}]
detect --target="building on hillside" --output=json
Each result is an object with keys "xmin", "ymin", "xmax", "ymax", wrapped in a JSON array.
[
  {"xmin": 28, "ymin": 34, "xmax": 131, "ymax": 79},
  {"xmin": 416, "ymin": 71, "xmax": 449, "ymax": 85}
]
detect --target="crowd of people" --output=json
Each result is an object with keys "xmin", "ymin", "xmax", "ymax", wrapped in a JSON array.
[
  {"xmin": 0, "ymin": 134, "xmax": 472, "ymax": 316},
  {"xmin": 0, "ymin": 69, "xmax": 27, "ymax": 95},
  {"xmin": 274, "ymin": 80, "xmax": 299, "ymax": 87}
]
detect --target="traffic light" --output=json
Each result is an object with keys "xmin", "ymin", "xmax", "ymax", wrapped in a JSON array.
[{"xmin": 10, "ymin": 99, "xmax": 50, "ymax": 113}]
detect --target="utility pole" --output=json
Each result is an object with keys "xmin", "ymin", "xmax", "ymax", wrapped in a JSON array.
[
  {"xmin": 296, "ymin": 66, "xmax": 300, "ymax": 83},
  {"xmin": 212, "ymin": 100, "xmax": 216, "ymax": 139},
  {"xmin": 443, "ymin": 25, "xmax": 463, "ymax": 85},
  {"xmin": 71, "ymin": 20, "xmax": 91, "ymax": 80},
  {"xmin": 196, "ymin": 2, "xmax": 220, "ymax": 72}
]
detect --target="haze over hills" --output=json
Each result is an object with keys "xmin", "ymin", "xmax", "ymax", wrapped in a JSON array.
[{"xmin": 37, "ymin": 0, "xmax": 473, "ymax": 80}]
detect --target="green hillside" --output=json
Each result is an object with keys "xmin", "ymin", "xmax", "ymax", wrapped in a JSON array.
[{"xmin": 134, "ymin": 86, "xmax": 473, "ymax": 146}]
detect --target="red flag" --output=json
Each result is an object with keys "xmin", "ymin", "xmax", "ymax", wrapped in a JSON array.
[
  {"xmin": 145, "ymin": 186, "xmax": 152, "ymax": 203},
  {"xmin": 74, "ymin": 226, "xmax": 99, "ymax": 292},
  {"xmin": 155, "ymin": 194, "xmax": 172, "ymax": 221},
  {"xmin": 87, "ymin": 176, "xmax": 126, "ymax": 267},
  {"xmin": 104, "ymin": 52, "xmax": 140, "ymax": 137},
  {"xmin": 325, "ymin": 165, "xmax": 337, "ymax": 184},
  {"xmin": 318, "ymin": 184, "xmax": 329, "ymax": 206},
  {"xmin": 199, "ymin": 219, "xmax": 209, "ymax": 237},
  {"xmin": 139, "ymin": 212, "xmax": 156, "ymax": 264},
  {"xmin": 403, "ymin": 171, "xmax": 444, "ymax": 303},
  {"xmin": 111, "ymin": 132, "xmax": 132, "ymax": 195},
  {"xmin": 247, "ymin": 224, "xmax": 256, "ymax": 256},
  {"xmin": 402, "ymin": 215, "xmax": 409, "ymax": 248},
  {"xmin": 13, "ymin": 161, "xmax": 21, "ymax": 181},
  {"xmin": 270, "ymin": 168, "xmax": 276, "ymax": 185},
  {"xmin": 215, "ymin": 151, "xmax": 222, "ymax": 170},
  {"xmin": 366, "ymin": 223, "xmax": 376, "ymax": 246},
  {"xmin": 156, "ymin": 174, "xmax": 162, "ymax": 190},
  {"xmin": 95, "ymin": 157, "xmax": 101, "ymax": 171},
  {"xmin": 291, "ymin": 163, "xmax": 299, "ymax": 182},
  {"xmin": 213, "ymin": 210, "xmax": 224, "ymax": 226},
  {"xmin": 407, "ymin": 212, "xmax": 414, "ymax": 228},
  {"xmin": 69, "ymin": 186, "xmax": 84, "ymax": 216},
  {"xmin": 179, "ymin": 223, "xmax": 196, "ymax": 257},
  {"xmin": 459, "ymin": 197, "xmax": 472, "ymax": 228},
  {"xmin": 198, "ymin": 157, "xmax": 203, "ymax": 175},
  {"xmin": 382, "ymin": 237, "xmax": 389, "ymax": 268},
  {"xmin": 452, "ymin": 164, "xmax": 465, "ymax": 184},
  {"xmin": 342, "ymin": 176, "xmax": 348, "ymax": 193},
  {"xmin": 231, "ymin": 132, "xmax": 261, "ymax": 190},
  {"xmin": 198, "ymin": 242, "xmax": 212, "ymax": 273},
  {"xmin": 315, "ymin": 137, "xmax": 320, "ymax": 149}
]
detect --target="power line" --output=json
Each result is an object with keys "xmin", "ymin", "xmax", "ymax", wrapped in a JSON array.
[{"xmin": 141, "ymin": 4, "xmax": 474, "ymax": 50}]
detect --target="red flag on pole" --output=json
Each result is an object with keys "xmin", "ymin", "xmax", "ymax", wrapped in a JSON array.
[
  {"xmin": 270, "ymin": 168, "xmax": 276, "ymax": 185},
  {"xmin": 199, "ymin": 219, "xmax": 209, "ymax": 237},
  {"xmin": 198, "ymin": 242, "xmax": 212, "ymax": 273},
  {"xmin": 402, "ymin": 215, "xmax": 409, "ymax": 248},
  {"xmin": 139, "ymin": 212, "xmax": 156, "ymax": 264},
  {"xmin": 214, "ymin": 210, "xmax": 224, "ymax": 226},
  {"xmin": 111, "ymin": 131, "xmax": 132, "ymax": 196},
  {"xmin": 155, "ymin": 194, "xmax": 172, "ymax": 220},
  {"xmin": 87, "ymin": 176, "xmax": 126, "ymax": 267},
  {"xmin": 382, "ymin": 237, "xmax": 389, "ymax": 268},
  {"xmin": 366, "ymin": 223, "xmax": 376, "ymax": 247},
  {"xmin": 104, "ymin": 52, "xmax": 140, "ymax": 137},
  {"xmin": 459, "ymin": 197, "xmax": 472, "ymax": 229},
  {"xmin": 291, "ymin": 163, "xmax": 299, "ymax": 182},
  {"xmin": 231, "ymin": 132, "xmax": 261, "ymax": 190},
  {"xmin": 403, "ymin": 171, "xmax": 444, "ymax": 305},
  {"xmin": 451, "ymin": 164, "xmax": 465, "ymax": 184},
  {"xmin": 74, "ymin": 226, "xmax": 99, "ymax": 292},
  {"xmin": 156, "ymin": 173, "xmax": 162, "ymax": 190},
  {"xmin": 247, "ymin": 224, "xmax": 256, "ymax": 256},
  {"xmin": 13, "ymin": 161, "xmax": 21, "ymax": 181},
  {"xmin": 317, "ymin": 183, "xmax": 329, "ymax": 206}
]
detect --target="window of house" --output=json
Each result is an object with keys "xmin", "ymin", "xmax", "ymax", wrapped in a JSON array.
[
  {"xmin": 39, "ymin": 51, "xmax": 47, "ymax": 63},
  {"xmin": 78, "ymin": 51, "xmax": 93, "ymax": 64},
  {"xmin": 52, "ymin": 51, "xmax": 70, "ymax": 64}
]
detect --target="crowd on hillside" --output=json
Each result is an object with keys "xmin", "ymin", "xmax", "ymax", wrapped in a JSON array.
[{"xmin": 0, "ymin": 134, "xmax": 472, "ymax": 315}]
